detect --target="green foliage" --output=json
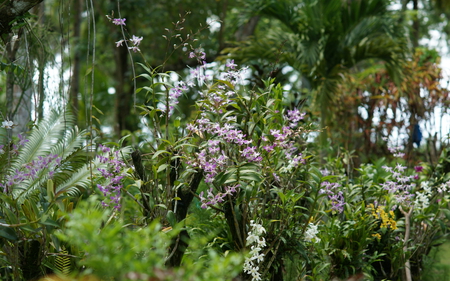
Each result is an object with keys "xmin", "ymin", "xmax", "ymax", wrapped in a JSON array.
[
  {"xmin": 0, "ymin": 109, "xmax": 100, "ymax": 279},
  {"xmin": 57, "ymin": 196, "xmax": 243, "ymax": 281},
  {"xmin": 2, "ymin": 2, "xmax": 450, "ymax": 281}
]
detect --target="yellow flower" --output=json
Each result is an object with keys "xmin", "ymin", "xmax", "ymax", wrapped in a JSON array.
[{"xmin": 370, "ymin": 205, "xmax": 397, "ymax": 230}]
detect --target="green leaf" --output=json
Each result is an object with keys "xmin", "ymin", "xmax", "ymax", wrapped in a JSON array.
[
  {"xmin": 174, "ymin": 117, "xmax": 181, "ymax": 128},
  {"xmin": 157, "ymin": 164, "xmax": 169, "ymax": 173},
  {"xmin": 4, "ymin": 208, "xmax": 19, "ymax": 224},
  {"xmin": 85, "ymin": 67, "xmax": 92, "ymax": 76},
  {"xmin": 166, "ymin": 210, "xmax": 177, "ymax": 227},
  {"xmin": 47, "ymin": 179, "xmax": 55, "ymax": 201},
  {"xmin": 152, "ymin": 150, "xmax": 170, "ymax": 159},
  {"xmin": 137, "ymin": 73, "xmax": 153, "ymax": 82},
  {"xmin": 0, "ymin": 225, "xmax": 18, "ymax": 241},
  {"xmin": 214, "ymin": 168, "xmax": 237, "ymax": 186},
  {"xmin": 277, "ymin": 191, "xmax": 286, "ymax": 204},
  {"xmin": 40, "ymin": 218, "xmax": 60, "ymax": 228},
  {"xmin": 92, "ymin": 105, "xmax": 104, "ymax": 115},
  {"xmin": 442, "ymin": 209, "xmax": 450, "ymax": 221}
]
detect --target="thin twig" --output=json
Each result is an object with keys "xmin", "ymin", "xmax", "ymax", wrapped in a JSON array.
[
  {"xmin": 122, "ymin": 187, "xmax": 145, "ymax": 210},
  {"xmin": 400, "ymin": 205, "xmax": 413, "ymax": 281},
  {"xmin": 165, "ymin": 233, "xmax": 180, "ymax": 262}
]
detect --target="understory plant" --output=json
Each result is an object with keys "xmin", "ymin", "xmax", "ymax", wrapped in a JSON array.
[{"xmin": 0, "ymin": 110, "xmax": 99, "ymax": 280}]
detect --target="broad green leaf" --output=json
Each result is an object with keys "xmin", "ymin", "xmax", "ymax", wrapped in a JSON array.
[
  {"xmin": 152, "ymin": 150, "xmax": 170, "ymax": 159},
  {"xmin": 0, "ymin": 225, "xmax": 18, "ymax": 241},
  {"xmin": 157, "ymin": 164, "xmax": 169, "ymax": 173},
  {"xmin": 166, "ymin": 210, "xmax": 177, "ymax": 227},
  {"xmin": 47, "ymin": 179, "xmax": 55, "ymax": 202}
]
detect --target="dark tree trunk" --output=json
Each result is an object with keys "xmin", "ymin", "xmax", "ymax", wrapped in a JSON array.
[
  {"xmin": 165, "ymin": 171, "xmax": 203, "ymax": 267},
  {"xmin": 113, "ymin": 42, "xmax": 139, "ymax": 136},
  {"xmin": 20, "ymin": 240, "xmax": 43, "ymax": 281},
  {"xmin": 224, "ymin": 200, "xmax": 245, "ymax": 251},
  {"xmin": 131, "ymin": 149, "xmax": 152, "ymax": 219},
  {"xmin": 234, "ymin": 16, "xmax": 260, "ymax": 42},
  {"xmin": 269, "ymin": 254, "xmax": 284, "ymax": 281},
  {"xmin": 69, "ymin": 0, "xmax": 83, "ymax": 119},
  {"xmin": 412, "ymin": 0, "xmax": 419, "ymax": 49},
  {"xmin": 0, "ymin": 0, "xmax": 44, "ymax": 40},
  {"xmin": 114, "ymin": 44, "xmax": 128, "ymax": 137},
  {"xmin": 217, "ymin": 0, "xmax": 228, "ymax": 51}
]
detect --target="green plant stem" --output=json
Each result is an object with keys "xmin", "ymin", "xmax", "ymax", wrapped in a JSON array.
[
  {"xmin": 223, "ymin": 196, "xmax": 243, "ymax": 251},
  {"xmin": 301, "ymin": 181, "xmax": 321, "ymax": 237}
]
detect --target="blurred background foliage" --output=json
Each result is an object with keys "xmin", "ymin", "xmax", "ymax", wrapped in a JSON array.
[{"xmin": 1, "ymin": 0, "xmax": 450, "ymax": 164}]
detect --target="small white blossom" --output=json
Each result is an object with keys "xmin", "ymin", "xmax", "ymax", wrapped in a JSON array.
[
  {"xmin": 1, "ymin": 120, "xmax": 14, "ymax": 129},
  {"xmin": 305, "ymin": 223, "xmax": 321, "ymax": 243},
  {"xmin": 248, "ymin": 266, "xmax": 260, "ymax": 278},
  {"xmin": 244, "ymin": 221, "xmax": 266, "ymax": 281},
  {"xmin": 130, "ymin": 35, "xmax": 143, "ymax": 46},
  {"xmin": 115, "ymin": 40, "xmax": 124, "ymax": 47},
  {"xmin": 438, "ymin": 181, "xmax": 449, "ymax": 193},
  {"xmin": 249, "ymin": 245, "xmax": 261, "ymax": 256},
  {"xmin": 252, "ymin": 253, "xmax": 265, "ymax": 263},
  {"xmin": 257, "ymin": 237, "xmax": 266, "ymax": 247},
  {"xmin": 414, "ymin": 192, "xmax": 430, "ymax": 210},
  {"xmin": 414, "ymin": 183, "xmax": 432, "ymax": 211},
  {"xmin": 246, "ymin": 233, "xmax": 259, "ymax": 246}
]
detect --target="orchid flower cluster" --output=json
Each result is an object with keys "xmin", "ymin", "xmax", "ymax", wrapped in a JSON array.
[
  {"xmin": 187, "ymin": 139, "xmax": 229, "ymax": 183},
  {"xmin": 381, "ymin": 163, "xmax": 415, "ymax": 207},
  {"xmin": 1, "ymin": 153, "xmax": 61, "ymax": 193},
  {"xmin": 189, "ymin": 49, "xmax": 208, "ymax": 86},
  {"xmin": 0, "ymin": 133, "xmax": 61, "ymax": 193},
  {"xmin": 198, "ymin": 184, "xmax": 240, "ymax": 209},
  {"xmin": 285, "ymin": 108, "xmax": 306, "ymax": 128},
  {"xmin": 304, "ymin": 223, "xmax": 321, "ymax": 243},
  {"xmin": 161, "ymin": 50, "xmax": 208, "ymax": 116},
  {"xmin": 165, "ymin": 81, "xmax": 189, "ymax": 116},
  {"xmin": 96, "ymin": 144, "xmax": 127, "ymax": 210},
  {"xmin": 387, "ymin": 144, "xmax": 405, "ymax": 158},
  {"xmin": 107, "ymin": 16, "xmax": 143, "ymax": 53},
  {"xmin": 243, "ymin": 220, "xmax": 267, "ymax": 281},
  {"xmin": 319, "ymin": 181, "xmax": 345, "ymax": 213},
  {"xmin": 1, "ymin": 119, "xmax": 14, "ymax": 129},
  {"xmin": 0, "ymin": 133, "xmax": 28, "ymax": 156},
  {"xmin": 184, "ymin": 55, "xmax": 306, "ymax": 208},
  {"xmin": 192, "ymin": 58, "xmax": 245, "ymax": 114},
  {"xmin": 266, "ymin": 126, "xmax": 306, "ymax": 174},
  {"xmin": 369, "ymin": 204, "xmax": 398, "ymax": 230},
  {"xmin": 413, "ymin": 181, "xmax": 432, "ymax": 210},
  {"xmin": 437, "ymin": 180, "xmax": 450, "ymax": 194}
]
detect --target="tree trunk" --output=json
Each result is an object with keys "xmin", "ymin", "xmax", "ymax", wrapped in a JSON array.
[
  {"xmin": 12, "ymin": 85, "xmax": 32, "ymax": 135},
  {"xmin": 0, "ymin": 0, "xmax": 45, "ymax": 40},
  {"xmin": 165, "ymin": 171, "xmax": 203, "ymax": 267},
  {"xmin": 113, "ymin": 42, "xmax": 134, "ymax": 137},
  {"xmin": 5, "ymin": 31, "xmax": 26, "ymax": 139},
  {"xmin": 224, "ymin": 199, "xmax": 245, "ymax": 251},
  {"xmin": 69, "ymin": 0, "xmax": 82, "ymax": 120},
  {"xmin": 412, "ymin": 0, "xmax": 419, "ymax": 49}
]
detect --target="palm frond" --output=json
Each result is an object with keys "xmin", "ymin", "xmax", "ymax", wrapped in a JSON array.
[
  {"xmin": 227, "ymin": 0, "xmax": 408, "ymax": 97},
  {"xmin": 13, "ymin": 110, "xmax": 76, "ymax": 169},
  {"xmin": 55, "ymin": 158, "xmax": 103, "ymax": 198},
  {"xmin": 8, "ymin": 109, "xmax": 89, "ymax": 201}
]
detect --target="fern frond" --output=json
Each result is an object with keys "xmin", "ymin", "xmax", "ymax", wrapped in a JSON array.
[{"xmin": 54, "ymin": 248, "xmax": 71, "ymax": 276}]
